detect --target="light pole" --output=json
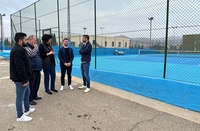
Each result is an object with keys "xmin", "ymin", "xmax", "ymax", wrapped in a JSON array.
[
  {"xmin": 172, "ymin": 26, "xmax": 178, "ymax": 45},
  {"xmin": 83, "ymin": 27, "xmax": 87, "ymax": 34},
  {"xmin": 0, "ymin": 14, "xmax": 5, "ymax": 52},
  {"xmin": 148, "ymin": 17, "xmax": 153, "ymax": 48},
  {"xmin": 100, "ymin": 27, "xmax": 105, "ymax": 47}
]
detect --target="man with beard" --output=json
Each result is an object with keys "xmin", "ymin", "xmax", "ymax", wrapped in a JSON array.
[
  {"xmin": 10, "ymin": 32, "xmax": 35, "ymax": 122},
  {"xmin": 78, "ymin": 35, "xmax": 92, "ymax": 93},
  {"xmin": 58, "ymin": 38, "xmax": 74, "ymax": 91}
]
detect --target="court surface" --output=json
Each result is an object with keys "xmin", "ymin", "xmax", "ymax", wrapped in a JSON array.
[{"xmin": 56, "ymin": 54, "xmax": 200, "ymax": 84}]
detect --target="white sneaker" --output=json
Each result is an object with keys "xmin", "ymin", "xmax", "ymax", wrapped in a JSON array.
[
  {"xmin": 84, "ymin": 88, "xmax": 90, "ymax": 93},
  {"xmin": 16, "ymin": 114, "xmax": 33, "ymax": 122},
  {"xmin": 79, "ymin": 85, "xmax": 86, "ymax": 89},
  {"xmin": 24, "ymin": 108, "xmax": 35, "ymax": 116},
  {"xmin": 60, "ymin": 86, "xmax": 64, "ymax": 91},
  {"xmin": 69, "ymin": 85, "xmax": 73, "ymax": 90}
]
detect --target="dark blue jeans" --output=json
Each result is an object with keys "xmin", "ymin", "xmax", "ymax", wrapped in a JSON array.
[
  {"xmin": 81, "ymin": 63, "xmax": 90, "ymax": 88},
  {"xmin": 43, "ymin": 63, "xmax": 56, "ymax": 92},
  {"xmin": 14, "ymin": 82, "xmax": 30, "ymax": 118}
]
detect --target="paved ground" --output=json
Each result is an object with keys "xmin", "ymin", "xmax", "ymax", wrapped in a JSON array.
[{"xmin": 0, "ymin": 57, "xmax": 200, "ymax": 131}]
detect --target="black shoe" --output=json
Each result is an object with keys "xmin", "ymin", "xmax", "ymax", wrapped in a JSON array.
[
  {"xmin": 33, "ymin": 97, "xmax": 42, "ymax": 100},
  {"xmin": 46, "ymin": 91, "xmax": 52, "ymax": 95},
  {"xmin": 51, "ymin": 89, "xmax": 58, "ymax": 92},
  {"xmin": 29, "ymin": 101, "xmax": 37, "ymax": 105}
]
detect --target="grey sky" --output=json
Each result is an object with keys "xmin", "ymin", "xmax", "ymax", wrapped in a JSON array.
[
  {"xmin": 1, "ymin": 0, "xmax": 200, "ymax": 38},
  {"xmin": 0, "ymin": 0, "xmax": 37, "ymax": 37}
]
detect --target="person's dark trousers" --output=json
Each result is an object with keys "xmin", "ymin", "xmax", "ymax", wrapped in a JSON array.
[
  {"xmin": 32, "ymin": 71, "xmax": 41, "ymax": 98},
  {"xmin": 29, "ymin": 76, "xmax": 34, "ymax": 102},
  {"xmin": 81, "ymin": 63, "xmax": 90, "ymax": 88},
  {"xmin": 61, "ymin": 66, "xmax": 72, "ymax": 86},
  {"xmin": 43, "ymin": 63, "xmax": 56, "ymax": 92}
]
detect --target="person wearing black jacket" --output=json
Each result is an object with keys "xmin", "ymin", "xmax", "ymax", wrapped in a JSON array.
[
  {"xmin": 78, "ymin": 35, "xmax": 92, "ymax": 93},
  {"xmin": 58, "ymin": 38, "xmax": 74, "ymax": 91},
  {"xmin": 39, "ymin": 34, "xmax": 58, "ymax": 95},
  {"xmin": 10, "ymin": 32, "xmax": 35, "ymax": 122},
  {"xmin": 24, "ymin": 35, "xmax": 42, "ymax": 105}
]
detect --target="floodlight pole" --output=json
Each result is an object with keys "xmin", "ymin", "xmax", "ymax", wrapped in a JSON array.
[
  {"xmin": 67, "ymin": 0, "xmax": 71, "ymax": 41},
  {"xmin": 83, "ymin": 27, "xmax": 87, "ymax": 34},
  {"xmin": 100, "ymin": 27, "xmax": 105, "ymax": 47},
  {"xmin": 172, "ymin": 26, "xmax": 178, "ymax": 45},
  {"xmin": 0, "ymin": 14, "xmax": 5, "ymax": 52},
  {"xmin": 148, "ymin": 17, "xmax": 153, "ymax": 48}
]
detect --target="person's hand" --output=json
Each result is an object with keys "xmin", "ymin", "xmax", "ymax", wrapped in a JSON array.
[
  {"xmin": 64, "ymin": 62, "xmax": 71, "ymax": 67},
  {"xmin": 64, "ymin": 63, "xmax": 68, "ymax": 67},
  {"xmin": 23, "ymin": 82, "xmax": 29, "ymax": 87},
  {"xmin": 47, "ymin": 51, "xmax": 54, "ymax": 56},
  {"xmin": 33, "ymin": 43, "xmax": 38, "ymax": 48},
  {"xmin": 67, "ymin": 62, "xmax": 71, "ymax": 66}
]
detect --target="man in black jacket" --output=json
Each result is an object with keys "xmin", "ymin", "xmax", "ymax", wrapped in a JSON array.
[
  {"xmin": 10, "ymin": 32, "xmax": 35, "ymax": 122},
  {"xmin": 58, "ymin": 38, "xmax": 74, "ymax": 91},
  {"xmin": 24, "ymin": 35, "xmax": 42, "ymax": 105}
]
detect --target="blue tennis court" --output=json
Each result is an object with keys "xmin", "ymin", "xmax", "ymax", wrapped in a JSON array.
[
  {"xmin": 1, "ymin": 50, "xmax": 200, "ymax": 84},
  {"xmin": 61, "ymin": 54, "xmax": 200, "ymax": 84}
]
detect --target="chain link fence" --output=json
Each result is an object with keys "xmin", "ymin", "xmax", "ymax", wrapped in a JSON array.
[{"xmin": 8, "ymin": 0, "xmax": 200, "ymax": 84}]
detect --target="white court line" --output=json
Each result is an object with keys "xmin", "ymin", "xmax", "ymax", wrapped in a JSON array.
[
  {"xmin": 0, "ymin": 76, "xmax": 9, "ymax": 80},
  {"xmin": 0, "ymin": 104, "xmax": 15, "ymax": 108}
]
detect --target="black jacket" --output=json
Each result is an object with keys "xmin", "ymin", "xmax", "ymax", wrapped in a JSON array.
[
  {"xmin": 10, "ymin": 43, "xmax": 32, "ymax": 84},
  {"xmin": 39, "ymin": 43, "xmax": 56, "ymax": 70},
  {"xmin": 58, "ymin": 47, "xmax": 74, "ymax": 67},
  {"xmin": 79, "ymin": 41, "xmax": 92, "ymax": 63}
]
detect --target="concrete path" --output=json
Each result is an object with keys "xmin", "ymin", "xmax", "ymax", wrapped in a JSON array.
[{"xmin": 0, "ymin": 58, "xmax": 200, "ymax": 131}]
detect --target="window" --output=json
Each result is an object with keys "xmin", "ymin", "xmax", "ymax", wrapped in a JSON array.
[
  {"xmin": 125, "ymin": 42, "xmax": 127, "ymax": 47},
  {"xmin": 105, "ymin": 41, "xmax": 107, "ymax": 47},
  {"xmin": 118, "ymin": 42, "xmax": 121, "ymax": 47},
  {"xmin": 112, "ymin": 41, "xmax": 114, "ymax": 47}
]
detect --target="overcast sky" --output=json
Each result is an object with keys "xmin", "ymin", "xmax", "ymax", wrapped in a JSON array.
[
  {"xmin": 0, "ymin": 0, "xmax": 37, "ymax": 37},
  {"xmin": 1, "ymin": 0, "xmax": 200, "ymax": 39}
]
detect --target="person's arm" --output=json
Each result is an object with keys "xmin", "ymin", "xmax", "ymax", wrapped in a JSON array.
[
  {"xmin": 71, "ymin": 48, "xmax": 74, "ymax": 62},
  {"xmin": 39, "ymin": 44, "xmax": 53, "ymax": 58},
  {"xmin": 39, "ymin": 44, "xmax": 46, "ymax": 58},
  {"xmin": 58, "ymin": 48, "xmax": 66, "ymax": 64},
  {"xmin": 79, "ymin": 43, "xmax": 92, "ymax": 55},
  {"xmin": 24, "ymin": 46, "xmax": 38, "ymax": 57},
  {"xmin": 13, "ymin": 50, "xmax": 28, "ymax": 84}
]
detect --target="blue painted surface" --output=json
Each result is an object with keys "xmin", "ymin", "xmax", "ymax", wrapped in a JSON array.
[
  {"xmin": 68, "ymin": 66, "xmax": 200, "ymax": 112},
  {"xmin": 2, "ymin": 47, "xmax": 200, "ymax": 112}
]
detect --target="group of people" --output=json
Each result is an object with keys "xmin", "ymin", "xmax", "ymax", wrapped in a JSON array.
[{"xmin": 10, "ymin": 32, "xmax": 92, "ymax": 122}]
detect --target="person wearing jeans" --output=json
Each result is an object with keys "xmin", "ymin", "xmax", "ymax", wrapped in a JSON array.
[
  {"xmin": 15, "ymin": 82, "xmax": 30, "ymax": 117},
  {"xmin": 43, "ymin": 63, "xmax": 56, "ymax": 92},
  {"xmin": 39, "ymin": 34, "xmax": 58, "ymax": 95},
  {"xmin": 10, "ymin": 32, "xmax": 35, "ymax": 122},
  {"xmin": 79, "ymin": 35, "xmax": 92, "ymax": 93}
]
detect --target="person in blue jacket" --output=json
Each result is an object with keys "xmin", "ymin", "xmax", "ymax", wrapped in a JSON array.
[
  {"xmin": 78, "ymin": 35, "xmax": 92, "ymax": 93},
  {"xmin": 58, "ymin": 38, "xmax": 74, "ymax": 91},
  {"xmin": 24, "ymin": 35, "xmax": 42, "ymax": 105}
]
